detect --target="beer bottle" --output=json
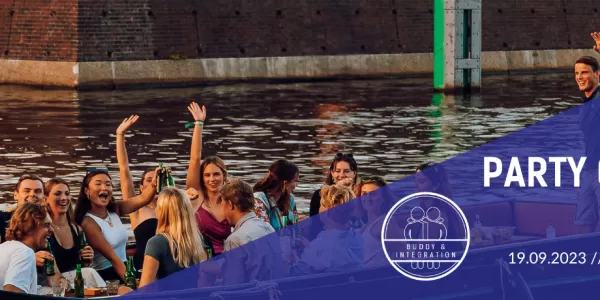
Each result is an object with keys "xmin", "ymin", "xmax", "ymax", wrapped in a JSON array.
[
  {"xmin": 80, "ymin": 231, "xmax": 88, "ymax": 247},
  {"xmin": 156, "ymin": 165, "xmax": 164, "ymax": 193},
  {"xmin": 166, "ymin": 167, "xmax": 175, "ymax": 187},
  {"xmin": 129, "ymin": 255, "xmax": 137, "ymax": 276},
  {"xmin": 124, "ymin": 257, "xmax": 137, "ymax": 290},
  {"xmin": 203, "ymin": 236, "xmax": 213, "ymax": 259},
  {"xmin": 45, "ymin": 240, "xmax": 55, "ymax": 276},
  {"xmin": 79, "ymin": 232, "xmax": 88, "ymax": 266},
  {"xmin": 74, "ymin": 264, "xmax": 85, "ymax": 298}
]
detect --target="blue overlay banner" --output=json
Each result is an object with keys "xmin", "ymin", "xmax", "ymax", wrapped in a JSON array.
[{"xmin": 121, "ymin": 97, "xmax": 600, "ymax": 300}]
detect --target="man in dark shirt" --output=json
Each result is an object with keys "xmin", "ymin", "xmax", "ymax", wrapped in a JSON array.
[{"xmin": 574, "ymin": 56, "xmax": 600, "ymax": 233}]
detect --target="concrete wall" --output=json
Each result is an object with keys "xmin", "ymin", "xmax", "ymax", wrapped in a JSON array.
[
  {"xmin": 0, "ymin": 0, "xmax": 598, "ymax": 88},
  {"xmin": 1, "ymin": 49, "xmax": 591, "ymax": 89}
]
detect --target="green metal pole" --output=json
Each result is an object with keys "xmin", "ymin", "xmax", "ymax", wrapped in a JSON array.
[
  {"xmin": 463, "ymin": 11, "xmax": 470, "ymax": 90},
  {"xmin": 433, "ymin": 0, "xmax": 445, "ymax": 91}
]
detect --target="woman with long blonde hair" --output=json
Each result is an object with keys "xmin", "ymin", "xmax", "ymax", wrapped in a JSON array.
[{"xmin": 139, "ymin": 187, "xmax": 207, "ymax": 287}]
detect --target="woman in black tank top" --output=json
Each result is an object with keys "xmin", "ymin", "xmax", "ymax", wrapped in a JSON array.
[
  {"xmin": 49, "ymin": 224, "xmax": 83, "ymax": 272},
  {"xmin": 44, "ymin": 178, "xmax": 95, "ymax": 272},
  {"xmin": 115, "ymin": 115, "xmax": 159, "ymax": 270},
  {"xmin": 133, "ymin": 218, "xmax": 158, "ymax": 270}
]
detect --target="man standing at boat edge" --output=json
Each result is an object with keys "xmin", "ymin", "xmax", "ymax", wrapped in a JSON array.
[{"xmin": 573, "ymin": 51, "xmax": 600, "ymax": 234}]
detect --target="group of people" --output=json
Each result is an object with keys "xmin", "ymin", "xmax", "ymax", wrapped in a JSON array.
[
  {"xmin": 6, "ymin": 37, "xmax": 600, "ymax": 297},
  {"xmin": 0, "ymin": 101, "xmax": 454, "ymax": 295}
]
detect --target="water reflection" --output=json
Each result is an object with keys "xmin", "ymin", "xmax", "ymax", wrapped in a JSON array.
[{"xmin": 0, "ymin": 73, "xmax": 582, "ymax": 213}]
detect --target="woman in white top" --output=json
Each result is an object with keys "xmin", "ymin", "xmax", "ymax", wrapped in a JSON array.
[{"xmin": 74, "ymin": 168, "xmax": 158, "ymax": 282}]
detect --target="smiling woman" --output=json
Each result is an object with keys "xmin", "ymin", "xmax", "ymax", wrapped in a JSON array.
[
  {"xmin": 73, "ymin": 168, "xmax": 158, "ymax": 282},
  {"xmin": 0, "ymin": 202, "xmax": 52, "ymax": 294}
]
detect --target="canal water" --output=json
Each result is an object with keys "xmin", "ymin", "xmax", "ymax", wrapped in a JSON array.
[{"xmin": 0, "ymin": 72, "xmax": 582, "ymax": 214}]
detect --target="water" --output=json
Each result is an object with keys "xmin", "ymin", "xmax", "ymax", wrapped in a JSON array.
[{"xmin": 0, "ymin": 72, "xmax": 583, "ymax": 214}]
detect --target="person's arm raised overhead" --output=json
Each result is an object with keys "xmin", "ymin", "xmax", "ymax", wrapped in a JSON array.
[
  {"xmin": 185, "ymin": 102, "xmax": 207, "ymax": 191},
  {"xmin": 116, "ymin": 115, "xmax": 139, "ymax": 201},
  {"xmin": 592, "ymin": 32, "xmax": 600, "ymax": 54},
  {"xmin": 115, "ymin": 167, "xmax": 158, "ymax": 216}
]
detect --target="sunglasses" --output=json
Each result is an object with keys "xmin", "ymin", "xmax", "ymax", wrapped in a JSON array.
[
  {"xmin": 85, "ymin": 167, "xmax": 109, "ymax": 177},
  {"xmin": 336, "ymin": 153, "xmax": 354, "ymax": 159},
  {"xmin": 361, "ymin": 175, "xmax": 385, "ymax": 182}
]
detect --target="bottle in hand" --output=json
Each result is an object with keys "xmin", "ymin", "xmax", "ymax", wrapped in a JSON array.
[
  {"xmin": 45, "ymin": 240, "xmax": 55, "ymax": 276},
  {"xmin": 79, "ymin": 232, "xmax": 91, "ymax": 267}
]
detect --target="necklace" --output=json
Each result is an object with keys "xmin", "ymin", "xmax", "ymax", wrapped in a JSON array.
[
  {"xmin": 91, "ymin": 212, "xmax": 113, "ymax": 227},
  {"xmin": 104, "ymin": 214, "xmax": 113, "ymax": 227}
]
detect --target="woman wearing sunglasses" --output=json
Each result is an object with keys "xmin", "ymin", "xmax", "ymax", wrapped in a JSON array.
[
  {"xmin": 308, "ymin": 153, "xmax": 359, "ymax": 239},
  {"xmin": 74, "ymin": 167, "xmax": 158, "ymax": 282}
]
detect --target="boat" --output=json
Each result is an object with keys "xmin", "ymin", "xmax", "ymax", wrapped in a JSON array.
[
  {"xmin": 1, "ymin": 198, "xmax": 597, "ymax": 299},
  {"xmin": 115, "ymin": 199, "xmax": 600, "ymax": 299}
]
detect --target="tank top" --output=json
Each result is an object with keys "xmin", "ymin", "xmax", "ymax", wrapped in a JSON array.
[
  {"xmin": 85, "ymin": 212, "xmax": 128, "ymax": 271},
  {"xmin": 133, "ymin": 218, "xmax": 158, "ymax": 270},
  {"xmin": 195, "ymin": 206, "xmax": 230, "ymax": 255},
  {"xmin": 49, "ymin": 224, "xmax": 81, "ymax": 273}
]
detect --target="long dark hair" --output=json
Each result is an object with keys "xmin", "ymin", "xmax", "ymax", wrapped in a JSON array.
[
  {"xmin": 74, "ymin": 169, "xmax": 115, "ymax": 225},
  {"xmin": 325, "ymin": 153, "xmax": 359, "ymax": 185},
  {"xmin": 253, "ymin": 159, "xmax": 299, "ymax": 214},
  {"xmin": 139, "ymin": 168, "xmax": 155, "ymax": 190},
  {"xmin": 416, "ymin": 161, "xmax": 452, "ymax": 199}
]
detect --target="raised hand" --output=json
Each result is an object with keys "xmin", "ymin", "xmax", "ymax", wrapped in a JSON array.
[
  {"xmin": 336, "ymin": 178, "xmax": 354, "ymax": 187},
  {"xmin": 116, "ymin": 115, "xmax": 139, "ymax": 135},
  {"xmin": 188, "ymin": 102, "xmax": 206, "ymax": 122},
  {"xmin": 186, "ymin": 187, "xmax": 200, "ymax": 201},
  {"xmin": 592, "ymin": 32, "xmax": 600, "ymax": 54}
]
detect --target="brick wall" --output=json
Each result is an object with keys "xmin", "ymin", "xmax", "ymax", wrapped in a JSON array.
[
  {"xmin": 0, "ymin": 0, "xmax": 77, "ymax": 61},
  {"xmin": 0, "ymin": 0, "xmax": 598, "ymax": 62},
  {"xmin": 482, "ymin": 0, "xmax": 600, "ymax": 51}
]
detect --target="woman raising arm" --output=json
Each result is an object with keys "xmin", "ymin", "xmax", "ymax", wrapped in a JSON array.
[
  {"xmin": 115, "ymin": 115, "xmax": 158, "ymax": 270},
  {"xmin": 74, "ymin": 168, "xmax": 158, "ymax": 281}
]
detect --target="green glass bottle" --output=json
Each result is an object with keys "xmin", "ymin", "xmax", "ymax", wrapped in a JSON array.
[
  {"xmin": 156, "ymin": 164, "xmax": 164, "ymax": 193},
  {"xmin": 80, "ymin": 232, "xmax": 88, "ymax": 247},
  {"xmin": 129, "ymin": 256, "xmax": 137, "ymax": 277},
  {"xmin": 166, "ymin": 167, "xmax": 175, "ymax": 187},
  {"xmin": 124, "ymin": 257, "xmax": 137, "ymax": 290},
  {"xmin": 79, "ymin": 232, "xmax": 89, "ymax": 266},
  {"xmin": 74, "ymin": 264, "xmax": 85, "ymax": 298},
  {"xmin": 203, "ymin": 236, "xmax": 213, "ymax": 259},
  {"xmin": 45, "ymin": 240, "xmax": 55, "ymax": 276}
]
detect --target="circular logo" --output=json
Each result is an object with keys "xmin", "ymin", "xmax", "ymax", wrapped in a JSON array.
[{"xmin": 381, "ymin": 192, "xmax": 470, "ymax": 281}]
